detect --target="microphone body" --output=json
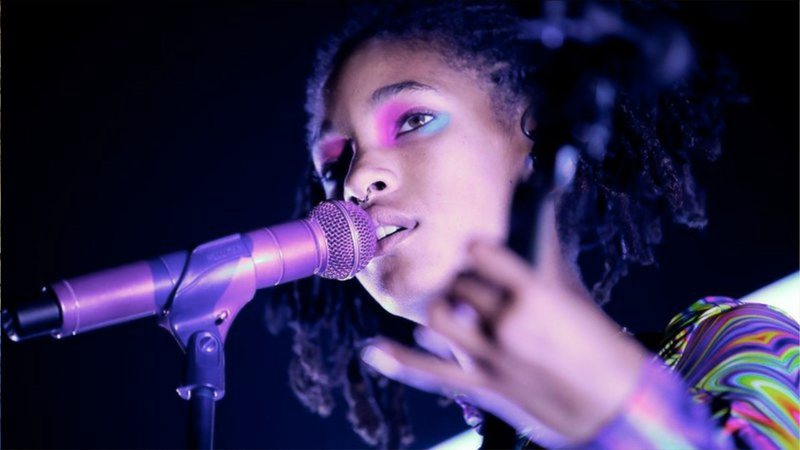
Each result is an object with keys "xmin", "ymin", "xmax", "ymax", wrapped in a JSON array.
[
  {"xmin": 50, "ymin": 250, "xmax": 188, "ymax": 339},
  {"xmin": 3, "ymin": 200, "xmax": 376, "ymax": 342}
]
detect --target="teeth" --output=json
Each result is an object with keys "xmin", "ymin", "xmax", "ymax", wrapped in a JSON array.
[{"xmin": 376, "ymin": 225, "xmax": 402, "ymax": 241}]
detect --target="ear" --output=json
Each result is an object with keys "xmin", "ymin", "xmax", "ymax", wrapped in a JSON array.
[
  {"xmin": 518, "ymin": 104, "xmax": 536, "ymax": 182},
  {"xmin": 520, "ymin": 105, "xmax": 536, "ymax": 140}
]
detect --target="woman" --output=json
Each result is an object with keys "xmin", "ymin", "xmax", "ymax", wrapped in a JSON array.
[{"xmin": 269, "ymin": 1, "xmax": 798, "ymax": 448}]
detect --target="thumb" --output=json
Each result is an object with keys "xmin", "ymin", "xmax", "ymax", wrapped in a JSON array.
[
  {"xmin": 531, "ymin": 195, "xmax": 562, "ymax": 280},
  {"xmin": 532, "ymin": 145, "xmax": 579, "ymax": 278}
]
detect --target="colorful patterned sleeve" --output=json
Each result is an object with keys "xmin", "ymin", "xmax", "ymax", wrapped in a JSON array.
[{"xmin": 588, "ymin": 297, "xmax": 799, "ymax": 449}]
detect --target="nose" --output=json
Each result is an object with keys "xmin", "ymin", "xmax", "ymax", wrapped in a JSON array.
[{"xmin": 343, "ymin": 151, "xmax": 397, "ymax": 206}]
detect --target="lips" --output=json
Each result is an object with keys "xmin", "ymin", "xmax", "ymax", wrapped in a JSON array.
[
  {"xmin": 375, "ymin": 226, "xmax": 413, "ymax": 256},
  {"xmin": 366, "ymin": 206, "xmax": 418, "ymax": 257}
]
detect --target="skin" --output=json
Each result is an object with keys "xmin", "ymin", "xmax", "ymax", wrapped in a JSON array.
[
  {"xmin": 314, "ymin": 39, "xmax": 532, "ymax": 324},
  {"xmin": 312, "ymin": 39, "xmax": 647, "ymax": 445}
]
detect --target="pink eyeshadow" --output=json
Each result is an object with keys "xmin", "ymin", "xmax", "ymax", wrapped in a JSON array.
[
  {"xmin": 375, "ymin": 101, "xmax": 413, "ymax": 147},
  {"xmin": 315, "ymin": 136, "xmax": 347, "ymax": 167}
]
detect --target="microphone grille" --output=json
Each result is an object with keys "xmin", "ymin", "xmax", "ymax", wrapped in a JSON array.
[{"xmin": 308, "ymin": 200, "xmax": 376, "ymax": 280}]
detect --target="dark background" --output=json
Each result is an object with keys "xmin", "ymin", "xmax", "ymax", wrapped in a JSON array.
[{"xmin": 2, "ymin": 1, "xmax": 797, "ymax": 449}]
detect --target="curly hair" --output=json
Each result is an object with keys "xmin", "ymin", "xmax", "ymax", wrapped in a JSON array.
[{"xmin": 266, "ymin": 1, "xmax": 739, "ymax": 447}]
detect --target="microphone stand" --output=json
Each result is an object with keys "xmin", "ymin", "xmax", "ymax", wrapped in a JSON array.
[
  {"xmin": 183, "ymin": 332, "xmax": 223, "ymax": 449},
  {"xmin": 159, "ymin": 233, "xmax": 263, "ymax": 450},
  {"xmin": 4, "ymin": 200, "xmax": 367, "ymax": 449}
]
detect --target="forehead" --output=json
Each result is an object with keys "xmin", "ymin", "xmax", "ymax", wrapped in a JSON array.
[{"xmin": 323, "ymin": 39, "xmax": 482, "ymax": 124}]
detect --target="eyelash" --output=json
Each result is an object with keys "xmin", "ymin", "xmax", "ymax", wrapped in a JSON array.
[{"xmin": 396, "ymin": 110, "xmax": 436, "ymax": 136}]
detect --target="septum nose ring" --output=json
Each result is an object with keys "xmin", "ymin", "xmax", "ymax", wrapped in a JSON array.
[
  {"xmin": 354, "ymin": 187, "xmax": 371, "ymax": 206},
  {"xmin": 354, "ymin": 181, "xmax": 386, "ymax": 206}
]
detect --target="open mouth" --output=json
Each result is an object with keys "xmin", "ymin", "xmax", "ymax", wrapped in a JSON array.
[
  {"xmin": 368, "ymin": 207, "xmax": 418, "ymax": 257},
  {"xmin": 376, "ymin": 225, "xmax": 407, "ymax": 241},
  {"xmin": 373, "ymin": 223, "xmax": 416, "ymax": 257}
]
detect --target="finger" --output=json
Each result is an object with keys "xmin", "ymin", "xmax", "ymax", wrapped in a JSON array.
[
  {"xmin": 450, "ymin": 272, "xmax": 508, "ymax": 322},
  {"xmin": 468, "ymin": 239, "xmax": 533, "ymax": 295},
  {"xmin": 427, "ymin": 299, "xmax": 496, "ymax": 365},
  {"xmin": 361, "ymin": 338, "xmax": 482, "ymax": 396},
  {"xmin": 413, "ymin": 326, "xmax": 455, "ymax": 361},
  {"xmin": 531, "ymin": 196, "xmax": 562, "ymax": 278}
]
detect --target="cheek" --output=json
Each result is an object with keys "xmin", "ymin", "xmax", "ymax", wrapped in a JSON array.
[
  {"xmin": 439, "ymin": 134, "xmax": 518, "ymax": 195},
  {"xmin": 432, "ymin": 136, "xmax": 519, "ymax": 228}
]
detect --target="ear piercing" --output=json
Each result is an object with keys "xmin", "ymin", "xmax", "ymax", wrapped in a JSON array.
[
  {"xmin": 520, "ymin": 105, "xmax": 537, "ymax": 178},
  {"xmin": 524, "ymin": 154, "xmax": 535, "ymax": 174}
]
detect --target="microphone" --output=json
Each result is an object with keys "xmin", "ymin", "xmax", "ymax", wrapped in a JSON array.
[{"xmin": 2, "ymin": 200, "xmax": 376, "ymax": 342}]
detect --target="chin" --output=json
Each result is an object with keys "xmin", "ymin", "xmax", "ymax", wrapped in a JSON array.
[{"xmin": 357, "ymin": 251, "xmax": 461, "ymax": 325}]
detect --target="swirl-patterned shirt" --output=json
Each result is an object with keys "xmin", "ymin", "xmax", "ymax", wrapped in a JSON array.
[{"xmin": 590, "ymin": 297, "xmax": 799, "ymax": 449}]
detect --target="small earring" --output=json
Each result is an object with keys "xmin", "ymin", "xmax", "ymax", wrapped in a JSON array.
[
  {"xmin": 523, "ymin": 153, "xmax": 535, "ymax": 180},
  {"xmin": 520, "ymin": 105, "xmax": 536, "ymax": 140}
]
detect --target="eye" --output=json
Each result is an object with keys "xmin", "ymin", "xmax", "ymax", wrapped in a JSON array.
[
  {"xmin": 317, "ymin": 140, "xmax": 354, "ymax": 186},
  {"xmin": 398, "ymin": 112, "xmax": 435, "ymax": 135}
]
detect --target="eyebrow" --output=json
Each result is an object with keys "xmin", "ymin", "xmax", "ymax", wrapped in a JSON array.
[
  {"xmin": 317, "ymin": 80, "xmax": 437, "ymax": 142},
  {"xmin": 369, "ymin": 80, "xmax": 436, "ymax": 106}
]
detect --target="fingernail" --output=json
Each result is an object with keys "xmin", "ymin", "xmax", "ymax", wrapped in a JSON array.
[
  {"xmin": 413, "ymin": 327, "xmax": 451, "ymax": 359},
  {"xmin": 361, "ymin": 345, "xmax": 401, "ymax": 376},
  {"xmin": 451, "ymin": 303, "xmax": 479, "ymax": 326}
]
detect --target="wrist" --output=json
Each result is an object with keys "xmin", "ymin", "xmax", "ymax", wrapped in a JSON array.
[
  {"xmin": 565, "ymin": 339, "xmax": 650, "ymax": 443},
  {"xmin": 581, "ymin": 356, "xmax": 729, "ymax": 449}
]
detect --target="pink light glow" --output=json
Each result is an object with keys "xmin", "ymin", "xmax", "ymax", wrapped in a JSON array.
[{"xmin": 314, "ymin": 135, "xmax": 347, "ymax": 170}]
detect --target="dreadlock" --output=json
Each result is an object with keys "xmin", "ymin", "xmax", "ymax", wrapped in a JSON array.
[{"xmin": 265, "ymin": 1, "xmax": 739, "ymax": 447}]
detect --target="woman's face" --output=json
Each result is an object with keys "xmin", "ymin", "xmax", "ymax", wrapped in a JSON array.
[{"xmin": 313, "ymin": 39, "xmax": 530, "ymax": 324}]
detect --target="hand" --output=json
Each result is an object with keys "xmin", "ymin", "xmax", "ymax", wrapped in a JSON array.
[{"xmin": 361, "ymin": 200, "xmax": 648, "ymax": 445}]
